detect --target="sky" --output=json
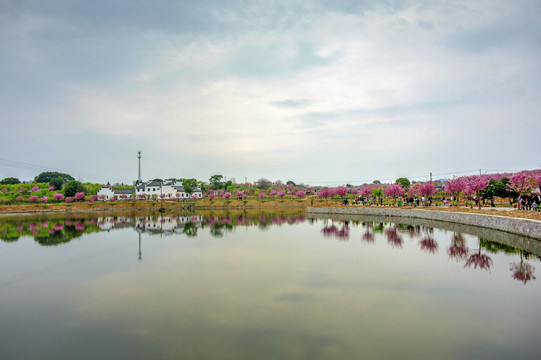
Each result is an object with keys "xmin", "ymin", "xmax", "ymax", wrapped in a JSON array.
[{"xmin": 1, "ymin": 0, "xmax": 540, "ymax": 186}]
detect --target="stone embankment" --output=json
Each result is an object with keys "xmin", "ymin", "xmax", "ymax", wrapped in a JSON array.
[{"xmin": 306, "ymin": 207, "xmax": 541, "ymax": 240}]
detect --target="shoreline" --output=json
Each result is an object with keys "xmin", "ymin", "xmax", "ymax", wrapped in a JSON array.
[{"xmin": 306, "ymin": 206, "xmax": 541, "ymax": 240}]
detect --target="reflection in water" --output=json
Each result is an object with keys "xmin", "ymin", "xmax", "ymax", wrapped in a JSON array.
[
  {"xmin": 465, "ymin": 238, "xmax": 494, "ymax": 271},
  {"xmin": 448, "ymin": 233, "xmax": 469, "ymax": 261},
  {"xmin": 510, "ymin": 252, "xmax": 537, "ymax": 285},
  {"xmin": 1, "ymin": 211, "xmax": 541, "ymax": 359}
]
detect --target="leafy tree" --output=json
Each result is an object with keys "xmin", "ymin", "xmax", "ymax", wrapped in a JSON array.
[
  {"xmin": 49, "ymin": 176, "xmax": 64, "ymax": 190},
  {"xmin": 63, "ymin": 180, "xmax": 85, "ymax": 197},
  {"xmin": 395, "ymin": 178, "xmax": 410, "ymax": 189},
  {"xmin": 286, "ymin": 180, "xmax": 296, "ymax": 186},
  {"xmin": 373, "ymin": 180, "xmax": 381, "ymax": 184},
  {"xmin": 181, "ymin": 178, "xmax": 199, "ymax": 195},
  {"xmin": 209, "ymin": 174, "xmax": 224, "ymax": 190},
  {"xmin": 0, "ymin": 177, "xmax": 20, "ymax": 185},
  {"xmin": 35, "ymin": 172, "xmax": 74, "ymax": 183}
]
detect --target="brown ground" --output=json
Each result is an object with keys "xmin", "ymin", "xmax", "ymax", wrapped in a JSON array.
[{"xmin": 1, "ymin": 199, "xmax": 540, "ymax": 221}]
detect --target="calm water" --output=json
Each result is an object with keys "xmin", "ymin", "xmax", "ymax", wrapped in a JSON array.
[{"xmin": 1, "ymin": 210, "xmax": 540, "ymax": 360}]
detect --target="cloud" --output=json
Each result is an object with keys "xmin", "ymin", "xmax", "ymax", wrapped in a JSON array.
[{"xmin": 271, "ymin": 99, "xmax": 312, "ymax": 108}]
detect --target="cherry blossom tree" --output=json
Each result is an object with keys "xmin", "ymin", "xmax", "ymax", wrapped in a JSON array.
[
  {"xmin": 445, "ymin": 178, "xmax": 466, "ymax": 203},
  {"xmin": 53, "ymin": 193, "xmax": 64, "ymax": 201},
  {"xmin": 74, "ymin": 192, "xmax": 85, "ymax": 200},
  {"xmin": 41, "ymin": 196, "xmax": 48, "ymax": 203},
  {"xmin": 420, "ymin": 237, "xmax": 438, "ymax": 253},
  {"xmin": 258, "ymin": 191, "xmax": 266, "ymax": 200},
  {"xmin": 29, "ymin": 195, "xmax": 39, "ymax": 202},
  {"xmin": 278, "ymin": 190, "xmax": 286, "ymax": 199},
  {"xmin": 383, "ymin": 184, "xmax": 405, "ymax": 204},
  {"xmin": 224, "ymin": 192, "xmax": 231, "ymax": 200},
  {"xmin": 508, "ymin": 172, "xmax": 537, "ymax": 195}
]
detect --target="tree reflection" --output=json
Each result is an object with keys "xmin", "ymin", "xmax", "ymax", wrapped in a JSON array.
[
  {"xmin": 465, "ymin": 239, "xmax": 493, "ymax": 271},
  {"xmin": 385, "ymin": 226, "xmax": 403, "ymax": 248},
  {"xmin": 361, "ymin": 222, "xmax": 374, "ymax": 243},
  {"xmin": 420, "ymin": 237, "xmax": 438, "ymax": 254},
  {"xmin": 448, "ymin": 233, "xmax": 469, "ymax": 261},
  {"xmin": 510, "ymin": 251, "xmax": 536, "ymax": 284},
  {"xmin": 321, "ymin": 221, "xmax": 349, "ymax": 241}
]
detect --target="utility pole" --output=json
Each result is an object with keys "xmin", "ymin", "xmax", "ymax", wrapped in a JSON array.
[
  {"xmin": 137, "ymin": 150, "xmax": 142, "ymax": 184},
  {"xmin": 479, "ymin": 169, "xmax": 482, "ymax": 176},
  {"xmin": 430, "ymin": 172, "xmax": 432, "ymax": 182}
]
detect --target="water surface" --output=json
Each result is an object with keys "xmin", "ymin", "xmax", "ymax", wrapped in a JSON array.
[{"xmin": 1, "ymin": 210, "xmax": 540, "ymax": 359}]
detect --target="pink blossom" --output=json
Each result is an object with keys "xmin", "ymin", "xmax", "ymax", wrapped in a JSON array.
[
  {"xmin": 48, "ymin": 185, "xmax": 55, "ymax": 191},
  {"xmin": 65, "ymin": 197, "xmax": 73, "ymax": 203},
  {"xmin": 235, "ymin": 190, "xmax": 243, "ymax": 197},
  {"xmin": 224, "ymin": 192, "xmax": 232, "ymax": 200},
  {"xmin": 31, "ymin": 186, "xmax": 40, "ymax": 192},
  {"xmin": 41, "ymin": 196, "xmax": 48, "ymax": 203},
  {"xmin": 16, "ymin": 196, "xmax": 23, "ymax": 202},
  {"xmin": 242, "ymin": 194, "xmax": 248, "ymax": 200},
  {"xmin": 41, "ymin": 222, "xmax": 48, "ymax": 228},
  {"xmin": 336, "ymin": 186, "xmax": 349, "ymax": 197},
  {"xmin": 383, "ymin": 184, "xmax": 405, "ymax": 198},
  {"xmin": 445, "ymin": 178, "xmax": 466, "ymax": 199},
  {"xmin": 278, "ymin": 190, "xmax": 286, "ymax": 198},
  {"xmin": 258, "ymin": 191, "xmax": 266, "ymax": 199},
  {"xmin": 98, "ymin": 194, "xmax": 105, "ymax": 200},
  {"xmin": 360, "ymin": 185, "xmax": 372, "ymax": 197},
  {"xmin": 53, "ymin": 223, "xmax": 64, "ymax": 231},
  {"xmin": 208, "ymin": 193, "xmax": 215, "ymax": 200},
  {"xmin": 75, "ymin": 223, "xmax": 85, "ymax": 231},
  {"xmin": 1, "ymin": 188, "xmax": 7, "ymax": 193},
  {"xmin": 29, "ymin": 195, "xmax": 39, "ymax": 202},
  {"xmin": 120, "ymin": 194, "xmax": 127, "ymax": 199},
  {"xmin": 508, "ymin": 172, "xmax": 537, "ymax": 195},
  {"xmin": 191, "ymin": 194, "xmax": 197, "ymax": 200},
  {"xmin": 53, "ymin": 193, "xmax": 64, "ymax": 201},
  {"xmin": 74, "ymin": 192, "xmax": 85, "ymax": 200},
  {"xmin": 418, "ymin": 182, "xmax": 437, "ymax": 197},
  {"xmin": 296, "ymin": 191, "xmax": 306, "ymax": 198}
]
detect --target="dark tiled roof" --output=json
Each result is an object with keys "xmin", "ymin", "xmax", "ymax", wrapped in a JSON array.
[{"xmin": 113, "ymin": 189, "xmax": 135, "ymax": 194}]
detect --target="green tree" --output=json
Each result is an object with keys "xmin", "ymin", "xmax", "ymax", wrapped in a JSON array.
[
  {"xmin": 63, "ymin": 180, "xmax": 85, "ymax": 197},
  {"xmin": 35, "ymin": 172, "xmax": 74, "ymax": 183},
  {"xmin": 0, "ymin": 177, "xmax": 20, "ymax": 185},
  {"xmin": 181, "ymin": 178, "xmax": 199, "ymax": 195},
  {"xmin": 395, "ymin": 177, "xmax": 410, "ymax": 189},
  {"xmin": 286, "ymin": 180, "xmax": 296, "ymax": 186},
  {"xmin": 209, "ymin": 175, "xmax": 224, "ymax": 190},
  {"xmin": 256, "ymin": 178, "xmax": 271, "ymax": 189},
  {"xmin": 49, "ymin": 176, "xmax": 65, "ymax": 190}
]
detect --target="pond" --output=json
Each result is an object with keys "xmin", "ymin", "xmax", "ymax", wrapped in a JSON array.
[{"xmin": 1, "ymin": 210, "xmax": 540, "ymax": 360}]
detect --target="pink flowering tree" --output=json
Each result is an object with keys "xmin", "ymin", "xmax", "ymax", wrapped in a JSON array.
[
  {"xmin": 269, "ymin": 189, "xmax": 278, "ymax": 199},
  {"xmin": 445, "ymin": 178, "xmax": 466, "ymax": 204},
  {"xmin": 418, "ymin": 182, "xmax": 437, "ymax": 201},
  {"xmin": 74, "ymin": 192, "xmax": 85, "ymax": 201},
  {"xmin": 65, "ymin": 197, "xmax": 73, "ymax": 203},
  {"xmin": 41, "ymin": 196, "xmax": 48, "ymax": 203},
  {"xmin": 1, "ymin": 188, "xmax": 7, "ymax": 193},
  {"xmin": 336, "ymin": 186, "xmax": 349, "ymax": 199},
  {"xmin": 120, "ymin": 194, "xmax": 127, "ymax": 200},
  {"xmin": 208, "ymin": 192, "xmax": 215, "ymax": 201},
  {"xmin": 295, "ymin": 190, "xmax": 306, "ymax": 198},
  {"xmin": 508, "ymin": 172, "xmax": 537, "ymax": 195},
  {"xmin": 16, "ymin": 195, "xmax": 23, "ymax": 202},
  {"xmin": 29, "ymin": 195, "xmax": 39, "ymax": 202},
  {"xmin": 258, "ymin": 191, "xmax": 266, "ymax": 201},
  {"xmin": 277, "ymin": 190, "xmax": 286, "ymax": 199},
  {"xmin": 53, "ymin": 193, "xmax": 65, "ymax": 201},
  {"xmin": 360, "ymin": 185, "xmax": 372, "ymax": 198},
  {"xmin": 224, "ymin": 192, "xmax": 231, "ymax": 200},
  {"xmin": 383, "ymin": 184, "xmax": 405, "ymax": 204},
  {"xmin": 98, "ymin": 194, "xmax": 105, "ymax": 200},
  {"xmin": 31, "ymin": 186, "xmax": 40, "ymax": 192},
  {"xmin": 191, "ymin": 194, "xmax": 197, "ymax": 200}
]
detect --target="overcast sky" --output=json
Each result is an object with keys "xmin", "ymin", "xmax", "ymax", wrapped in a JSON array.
[{"xmin": 1, "ymin": 0, "xmax": 540, "ymax": 185}]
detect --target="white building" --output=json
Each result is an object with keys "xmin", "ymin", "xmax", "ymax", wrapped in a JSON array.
[
  {"xmin": 134, "ymin": 180, "xmax": 203, "ymax": 200},
  {"xmin": 97, "ymin": 187, "xmax": 135, "ymax": 200}
]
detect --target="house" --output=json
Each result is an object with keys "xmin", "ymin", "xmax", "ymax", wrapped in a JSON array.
[
  {"xmin": 97, "ymin": 187, "xmax": 135, "ymax": 200},
  {"xmin": 134, "ymin": 180, "xmax": 203, "ymax": 200}
]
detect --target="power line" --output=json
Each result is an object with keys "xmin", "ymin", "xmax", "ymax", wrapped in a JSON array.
[{"xmin": 0, "ymin": 158, "xmax": 132, "ymax": 183}]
